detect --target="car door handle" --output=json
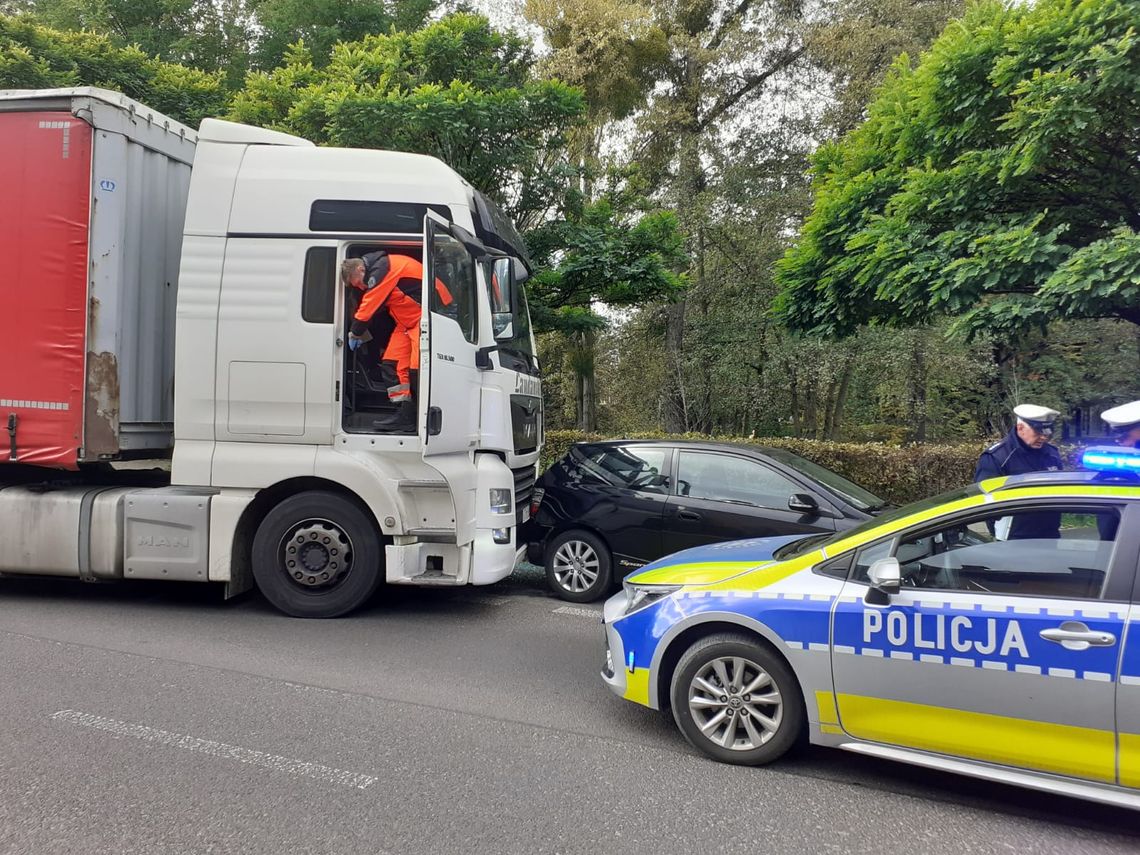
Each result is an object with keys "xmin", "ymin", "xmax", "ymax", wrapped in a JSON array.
[
  {"xmin": 676, "ymin": 510, "xmax": 701, "ymax": 522},
  {"xmin": 1039, "ymin": 624, "xmax": 1116, "ymax": 648}
]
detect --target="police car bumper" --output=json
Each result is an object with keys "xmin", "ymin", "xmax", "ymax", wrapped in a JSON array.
[{"xmin": 600, "ymin": 589, "xmax": 630, "ymax": 700}]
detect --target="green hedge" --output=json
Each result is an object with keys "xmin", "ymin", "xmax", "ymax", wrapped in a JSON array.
[{"xmin": 541, "ymin": 431, "xmax": 1003, "ymax": 506}]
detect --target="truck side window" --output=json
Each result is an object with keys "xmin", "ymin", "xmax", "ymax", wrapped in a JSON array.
[
  {"xmin": 302, "ymin": 247, "xmax": 336, "ymax": 324},
  {"xmin": 431, "ymin": 234, "xmax": 477, "ymax": 343}
]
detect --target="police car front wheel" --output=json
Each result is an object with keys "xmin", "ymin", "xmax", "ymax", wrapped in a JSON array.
[{"xmin": 671, "ymin": 633, "xmax": 804, "ymax": 766}]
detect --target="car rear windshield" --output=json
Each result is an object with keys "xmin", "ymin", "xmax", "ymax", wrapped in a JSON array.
[
  {"xmin": 773, "ymin": 483, "xmax": 983, "ymax": 561},
  {"xmin": 762, "ymin": 448, "xmax": 886, "ymax": 511}
]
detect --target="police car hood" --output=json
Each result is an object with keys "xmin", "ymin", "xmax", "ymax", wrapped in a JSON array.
[{"xmin": 624, "ymin": 535, "xmax": 810, "ymax": 586}]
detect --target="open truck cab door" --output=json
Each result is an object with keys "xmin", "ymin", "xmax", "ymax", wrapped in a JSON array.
[{"xmin": 419, "ymin": 210, "xmax": 481, "ymax": 458}]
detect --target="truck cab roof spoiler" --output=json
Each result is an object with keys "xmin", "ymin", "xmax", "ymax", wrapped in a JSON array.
[{"xmin": 197, "ymin": 118, "xmax": 314, "ymax": 148}]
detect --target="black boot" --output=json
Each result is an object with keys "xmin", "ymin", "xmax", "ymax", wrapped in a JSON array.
[{"xmin": 372, "ymin": 401, "xmax": 416, "ymax": 433}]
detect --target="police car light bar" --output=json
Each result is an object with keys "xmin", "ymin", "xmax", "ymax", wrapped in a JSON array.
[{"xmin": 1081, "ymin": 446, "xmax": 1140, "ymax": 472}]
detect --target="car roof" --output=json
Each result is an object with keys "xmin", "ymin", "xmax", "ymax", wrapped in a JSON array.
[
  {"xmin": 574, "ymin": 438, "xmax": 783, "ymax": 456},
  {"xmin": 988, "ymin": 470, "xmax": 1140, "ymax": 491}
]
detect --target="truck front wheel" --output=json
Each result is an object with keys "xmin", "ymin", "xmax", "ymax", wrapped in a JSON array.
[{"xmin": 251, "ymin": 491, "xmax": 383, "ymax": 618}]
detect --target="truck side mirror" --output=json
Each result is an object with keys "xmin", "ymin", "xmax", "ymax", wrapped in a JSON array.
[{"xmin": 493, "ymin": 315, "xmax": 515, "ymax": 341}]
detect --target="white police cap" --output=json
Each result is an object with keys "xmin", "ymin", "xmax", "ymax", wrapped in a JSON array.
[
  {"xmin": 1013, "ymin": 404, "xmax": 1059, "ymax": 423},
  {"xmin": 1101, "ymin": 400, "xmax": 1140, "ymax": 431}
]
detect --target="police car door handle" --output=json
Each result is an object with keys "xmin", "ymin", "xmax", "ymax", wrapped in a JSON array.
[{"xmin": 1039, "ymin": 625, "xmax": 1116, "ymax": 647}]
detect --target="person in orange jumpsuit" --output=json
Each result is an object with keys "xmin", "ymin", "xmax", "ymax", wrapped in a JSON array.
[{"xmin": 343, "ymin": 251, "xmax": 452, "ymax": 431}]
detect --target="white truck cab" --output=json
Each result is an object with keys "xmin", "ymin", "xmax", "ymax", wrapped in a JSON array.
[{"xmin": 0, "ymin": 90, "xmax": 542, "ymax": 618}]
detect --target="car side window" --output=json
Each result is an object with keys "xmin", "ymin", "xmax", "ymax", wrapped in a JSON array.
[
  {"xmin": 579, "ymin": 446, "xmax": 669, "ymax": 493},
  {"xmin": 676, "ymin": 451, "xmax": 801, "ymax": 509},
  {"xmin": 882, "ymin": 505, "xmax": 1121, "ymax": 600}
]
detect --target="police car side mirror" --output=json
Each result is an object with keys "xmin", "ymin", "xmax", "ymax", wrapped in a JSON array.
[{"xmin": 866, "ymin": 557, "xmax": 901, "ymax": 599}]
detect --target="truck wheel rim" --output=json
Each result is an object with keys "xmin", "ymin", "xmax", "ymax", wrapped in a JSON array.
[
  {"xmin": 279, "ymin": 518, "xmax": 354, "ymax": 591},
  {"xmin": 552, "ymin": 540, "xmax": 600, "ymax": 593},
  {"xmin": 688, "ymin": 656, "xmax": 783, "ymax": 751}
]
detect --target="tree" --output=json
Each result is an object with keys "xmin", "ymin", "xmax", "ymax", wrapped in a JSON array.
[
  {"xmin": 5, "ymin": 0, "xmax": 255, "ymax": 84},
  {"xmin": 0, "ymin": 15, "xmax": 227, "ymax": 125},
  {"xmin": 776, "ymin": 0, "xmax": 1140, "ymax": 341},
  {"xmin": 228, "ymin": 13, "xmax": 585, "ymax": 231},
  {"xmin": 526, "ymin": 187, "xmax": 687, "ymax": 430},
  {"xmin": 635, "ymin": 0, "xmax": 808, "ymax": 434},
  {"xmin": 248, "ymin": 0, "xmax": 435, "ymax": 70},
  {"xmin": 808, "ymin": 0, "xmax": 965, "ymax": 135}
]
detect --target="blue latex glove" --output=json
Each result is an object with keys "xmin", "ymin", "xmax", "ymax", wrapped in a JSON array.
[{"xmin": 348, "ymin": 336, "xmax": 363, "ymax": 351}]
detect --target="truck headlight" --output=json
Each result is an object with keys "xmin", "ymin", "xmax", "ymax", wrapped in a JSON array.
[
  {"xmin": 489, "ymin": 488, "xmax": 512, "ymax": 515},
  {"xmin": 622, "ymin": 581, "xmax": 682, "ymax": 616},
  {"xmin": 492, "ymin": 527, "xmax": 512, "ymax": 544}
]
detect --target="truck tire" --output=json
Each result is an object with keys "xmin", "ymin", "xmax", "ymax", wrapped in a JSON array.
[{"xmin": 252, "ymin": 491, "xmax": 383, "ymax": 618}]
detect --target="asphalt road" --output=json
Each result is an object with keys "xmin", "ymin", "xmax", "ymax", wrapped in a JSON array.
[{"xmin": 0, "ymin": 565, "xmax": 1137, "ymax": 855}]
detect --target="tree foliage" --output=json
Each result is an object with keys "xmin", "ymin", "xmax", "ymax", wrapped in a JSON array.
[
  {"xmin": 228, "ymin": 13, "xmax": 586, "ymax": 231},
  {"xmin": 0, "ymin": 15, "xmax": 227, "ymax": 124},
  {"xmin": 2, "ymin": 0, "xmax": 438, "ymax": 76},
  {"xmin": 526, "ymin": 190, "xmax": 687, "ymax": 335},
  {"xmin": 777, "ymin": 0, "xmax": 1140, "ymax": 340}
]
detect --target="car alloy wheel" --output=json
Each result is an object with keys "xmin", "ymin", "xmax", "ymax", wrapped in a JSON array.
[
  {"xmin": 671, "ymin": 633, "xmax": 804, "ymax": 765},
  {"xmin": 686, "ymin": 655, "xmax": 783, "ymax": 751},
  {"xmin": 552, "ymin": 538, "xmax": 600, "ymax": 594},
  {"xmin": 545, "ymin": 529, "xmax": 613, "ymax": 602}
]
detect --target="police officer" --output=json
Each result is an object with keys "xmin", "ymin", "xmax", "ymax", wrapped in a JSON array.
[
  {"xmin": 1100, "ymin": 400, "xmax": 1140, "ymax": 448},
  {"xmin": 974, "ymin": 404, "xmax": 1064, "ymax": 481},
  {"xmin": 1095, "ymin": 400, "xmax": 1140, "ymax": 540},
  {"xmin": 975, "ymin": 404, "xmax": 1063, "ymax": 540}
]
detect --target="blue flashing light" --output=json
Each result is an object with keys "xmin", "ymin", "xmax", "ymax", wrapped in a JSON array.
[
  {"xmin": 1081, "ymin": 446, "xmax": 1140, "ymax": 473},
  {"xmin": 627, "ymin": 650, "xmax": 636, "ymax": 674}
]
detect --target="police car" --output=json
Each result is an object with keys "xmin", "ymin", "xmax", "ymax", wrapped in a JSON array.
[{"xmin": 601, "ymin": 449, "xmax": 1140, "ymax": 809}]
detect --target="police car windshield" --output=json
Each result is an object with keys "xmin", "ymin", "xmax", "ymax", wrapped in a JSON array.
[{"xmin": 772, "ymin": 483, "xmax": 983, "ymax": 561}]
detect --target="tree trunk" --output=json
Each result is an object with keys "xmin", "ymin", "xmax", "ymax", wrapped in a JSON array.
[
  {"xmin": 908, "ymin": 335, "xmax": 928, "ymax": 442},
  {"xmin": 570, "ymin": 330, "xmax": 597, "ymax": 432},
  {"xmin": 787, "ymin": 361, "xmax": 800, "ymax": 436},
  {"xmin": 826, "ymin": 356, "xmax": 855, "ymax": 440},
  {"xmin": 661, "ymin": 54, "xmax": 704, "ymax": 435}
]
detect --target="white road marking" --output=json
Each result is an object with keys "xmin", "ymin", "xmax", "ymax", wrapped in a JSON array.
[
  {"xmin": 552, "ymin": 605, "xmax": 601, "ymax": 619},
  {"xmin": 51, "ymin": 710, "xmax": 377, "ymax": 790}
]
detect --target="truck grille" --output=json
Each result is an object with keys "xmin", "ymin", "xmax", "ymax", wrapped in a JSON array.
[
  {"xmin": 510, "ymin": 394, "xmax": 541, "ymax": 454},
  {"xmin": 512, "ymin": 464, "xmax": 536, "ymax": 526}
]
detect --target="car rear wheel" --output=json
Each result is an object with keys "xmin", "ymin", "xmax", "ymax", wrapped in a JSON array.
[
  {"xmin": 670, "ymin": 633, "xmax": 804, "ymax": 765},
  {"xmin": 545, "ymin": 529, "xmax": 612, "ymax": 603}
]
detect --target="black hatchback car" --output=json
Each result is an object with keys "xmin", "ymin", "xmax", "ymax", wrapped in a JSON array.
[{"xmin": 523, "ymin": 440, "xmax": 888, "ymax": 601}]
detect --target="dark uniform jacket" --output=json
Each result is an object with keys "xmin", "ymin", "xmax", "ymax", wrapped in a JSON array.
[{"xmin": 974, "ymin": 428, "xmax": 1064, "ymax": 539}]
